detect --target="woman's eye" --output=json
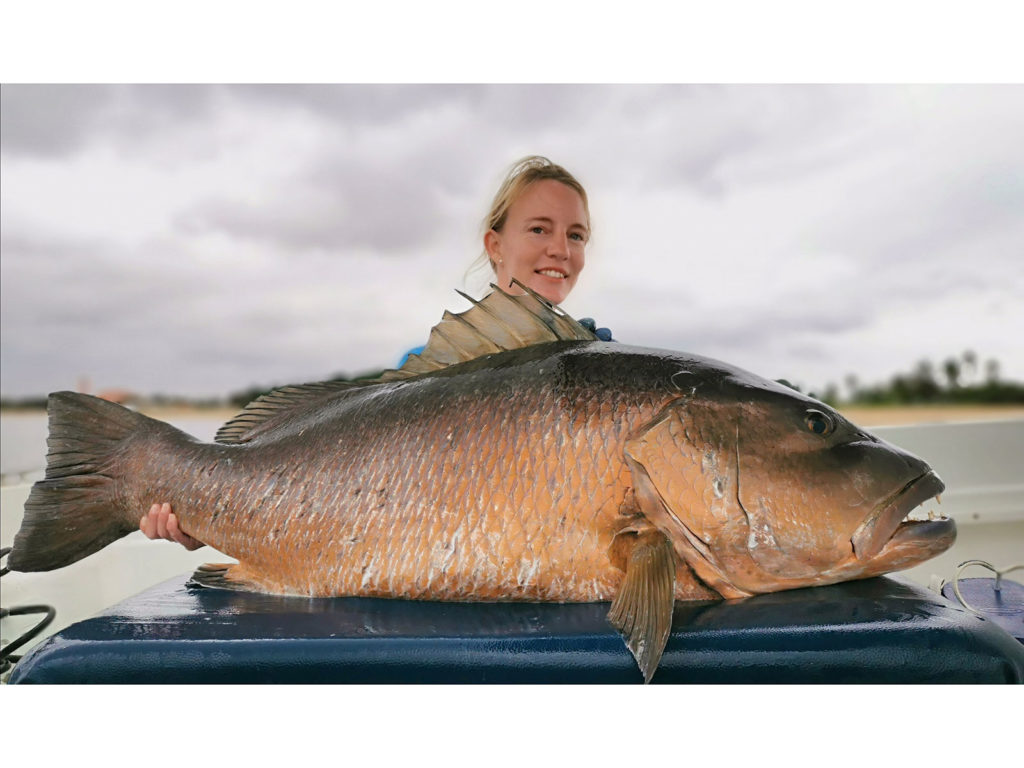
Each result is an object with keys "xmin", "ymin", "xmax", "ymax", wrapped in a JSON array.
[
  {"xmin": 805, "ymin": 410, "xmax": 834, "ymax": 436},
  {"xmin": 531, "ymin": 226, "xmax": 545, "ymax": 234},
  {"xmin": 569, "ymin": 232, "xmax": 584, "ymax": 241}
]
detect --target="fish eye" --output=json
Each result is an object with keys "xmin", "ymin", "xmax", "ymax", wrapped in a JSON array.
[{"xmin": 805, "ymin": 409, "xmax": 834, "ymax": 436}]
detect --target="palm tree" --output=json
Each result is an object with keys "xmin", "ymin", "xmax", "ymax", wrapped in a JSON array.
[
  {"xmin": 844, "ymin": 373, "xmax": 860, "ymax": 400},
  {"xmin": 985, "ymin": 358, "xmax": 1001, "ymax": 384},
  {"xmin": 962, "ymin": 349, "xmax": 978, "ymax": 384},
  {"xmin": 943, "ymin": 357, "xmax": 961, "ymax": 389}
]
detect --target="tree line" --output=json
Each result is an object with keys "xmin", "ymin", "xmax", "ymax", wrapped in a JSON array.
[
  {"xmin": 2, "ymin": 351, "xmax": 1021, "ymax": 411},
  {"xmin": 798, "ymin": 350, "xmax": 1024, "ymax": 406}
]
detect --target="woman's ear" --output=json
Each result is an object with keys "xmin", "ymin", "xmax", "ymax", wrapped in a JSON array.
[{"xmin": 484, "ymin": 229, "xmax": 501, "ymax": 264}]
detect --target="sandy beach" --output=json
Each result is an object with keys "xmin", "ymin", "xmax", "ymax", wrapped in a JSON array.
[{"xmin": 836, "ymin": 404, "xmax": 1024, "ymax": 426}]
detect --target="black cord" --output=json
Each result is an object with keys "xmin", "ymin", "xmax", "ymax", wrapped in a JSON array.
[
  {"xmin": 0, "ymin": 546, "xmax": 58, "ymax": 671},
  {"xmin": 1, "ymin": 604, "xmax": 57, "ymax": 661}
]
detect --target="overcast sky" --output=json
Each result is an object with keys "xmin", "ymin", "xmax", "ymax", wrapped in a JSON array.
[{"xmin": 2, "ymin": 84, "xmax": 1022, "ymax": 399}]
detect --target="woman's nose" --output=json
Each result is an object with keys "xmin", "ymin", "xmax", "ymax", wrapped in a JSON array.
[{"xmin": 547, "ymin": 233, "xmax": 570, "ymax": 258}]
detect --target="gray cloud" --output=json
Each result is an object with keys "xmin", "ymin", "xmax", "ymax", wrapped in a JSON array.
[
  {"xmin": 1, "ymin": 85, "xmax": 114, "ymax": 156},
  {"xmin": 174, "ymin": 155, "xmax": 450, "ymax": 252},
  {"xmin": 1, "ymin": 84, "xmax": 222, "ymax": 159},
  {"xmin": 581, "ymin": 85, "xmax": 883, "ymax": 195},
  {"xmin": 167, "ymin": 85, "xmax": 741, "ymax": 256},
  {"xmin": 616, "ymin": 290, "xmax": 873, "ymax": 359},
  {"xmin": 226, "ymin": 84, "xmax": 783, "ymax": 198},
  {"xmin": 230, "ymin": 84, "xmax": 481, "ymax": 124},
  {"xmin": 232, "ymin": 84, "xmax": 614, "ymax": 135}
]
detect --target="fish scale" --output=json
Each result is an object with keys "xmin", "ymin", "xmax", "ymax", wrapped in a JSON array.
[{"xmin": 171, "ymin": 357, "xmax": 623, "ymax": 601}]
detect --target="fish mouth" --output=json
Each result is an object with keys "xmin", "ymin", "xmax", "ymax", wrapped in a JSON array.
[{"xmin": 851, "ymin": 470, "xmax": 950, "ymax": 561}]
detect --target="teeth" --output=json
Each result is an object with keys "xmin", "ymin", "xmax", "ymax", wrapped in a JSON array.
[
  {"xmin": 537, "ymin": 270, "xmax": 566, "ymax": 279},
  {"xmin": 902, "ymin": 505, "xmax": 948, "ymax": 523},
  {"xmin": 936, "ymin": 494, "xmax": 942, "ymax": 505}
]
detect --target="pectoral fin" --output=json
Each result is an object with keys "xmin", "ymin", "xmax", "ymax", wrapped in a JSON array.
[
  {"xmin": 188, "ymin": 562, "xmax": 266, "ymax": 593},
  {"xmin": 607, "ymin": 530, "xmax": 676, "ymax": 684}
]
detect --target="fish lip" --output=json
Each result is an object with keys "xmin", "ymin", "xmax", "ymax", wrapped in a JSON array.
[
  {"xmin": 887, "ymin": 517, "xmax": 957, "ymax": 546},
  {"xmin": 851, "ymin": 470, "xmax": 946, "ymax": 561}
]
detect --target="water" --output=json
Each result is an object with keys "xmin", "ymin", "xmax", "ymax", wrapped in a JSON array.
[{"xmin": 1, "ymin": 412, "xmax": 225, "ymax": 482}]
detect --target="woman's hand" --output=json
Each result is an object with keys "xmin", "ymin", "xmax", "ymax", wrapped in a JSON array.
[{"xmin": 140, "ymin": 502, "xmax": 205, "ymax": 551}]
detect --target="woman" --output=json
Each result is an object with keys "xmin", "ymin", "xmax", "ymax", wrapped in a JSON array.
[
  {"xmin": 142, "ymin": 156, "xmax": 610, "ymax": 548},
  {"xmin": 479, "ymin": 155, "xmax": 589, "ymax": 306}
]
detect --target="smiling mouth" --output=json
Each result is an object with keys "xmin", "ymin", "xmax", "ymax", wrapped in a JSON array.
[
  {"xmin": 535, "ymin": 269, "xmax": 568, "ymax": 280},
  {"xmin": 851, "ymin": 470, "xmax": 950, "ymax": 560}
]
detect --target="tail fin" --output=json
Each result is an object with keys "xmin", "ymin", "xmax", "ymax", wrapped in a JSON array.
[{"xmin": 8, "ymin": 392, "xmax": 153, "ymax": 572}]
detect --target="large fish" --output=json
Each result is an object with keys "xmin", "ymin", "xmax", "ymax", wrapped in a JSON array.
[{"xmin": 8, "ymin": 283, "xmax": 955, "ymax": 681}]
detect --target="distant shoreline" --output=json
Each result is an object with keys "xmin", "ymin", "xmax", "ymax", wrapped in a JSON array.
[
  {"xmin": 0, "ymin": 405, "xmax": 240, "ymax": 421},
  {"xmin": 3, "ymin": 403, "xmax": 1024, "ymax": 427},
  {"xmin": 837, "ymin": 404, "xmax": 1024, "ymax": 426}
]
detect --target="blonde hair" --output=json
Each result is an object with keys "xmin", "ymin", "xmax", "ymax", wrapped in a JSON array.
[{"xmin": 465, "ymin": 156, "xmax": 591, "ymax": 292}]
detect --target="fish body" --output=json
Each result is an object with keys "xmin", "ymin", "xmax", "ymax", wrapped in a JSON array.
[{"xmin": 9, "ymin": 285, "xmax": 955, "ymax": 680}]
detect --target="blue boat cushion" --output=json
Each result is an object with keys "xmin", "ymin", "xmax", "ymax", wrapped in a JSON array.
[
  {"xmin": 10, "ymin": 574, "xmax": 1024, "ymax": 684},
  {"xmin": 941, "ymin": 577, "xmax": 1024, "ymax": 642}
]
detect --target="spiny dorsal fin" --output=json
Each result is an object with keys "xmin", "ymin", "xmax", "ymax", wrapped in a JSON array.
[
  {"xmin": 607, "ymin": 530, "xmax": 677, "ymax": 684},
  {"xmin": 215, "ymin": 380, "xmax": 365, "ymax": 444},
  {"xmin": 215, "ymin": 281, "xmax": 598, "ymax": 442},
  {"xmin": 378, "ymin": 279, "xmax": 596, "ymax": 382}
]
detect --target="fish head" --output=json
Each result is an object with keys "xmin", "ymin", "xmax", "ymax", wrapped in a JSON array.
[{"xmin": 624, "ymin": 371, "xmax": 955, "ymax": 598}]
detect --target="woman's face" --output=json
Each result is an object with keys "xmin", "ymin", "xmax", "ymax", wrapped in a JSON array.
[{"xmin": 485, "ymin": 179, "xmax": 588, "ymax": 305}]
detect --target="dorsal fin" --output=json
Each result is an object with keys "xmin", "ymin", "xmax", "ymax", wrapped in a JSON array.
[
  {"xmin": 214, "ymin": 380, "xmax": 366, "ymax": 444},
  {"xmin": 378, "ymin": 279, "xmax": 596, "ymax": 382},
  {"xmin": 215, "ymin": 281, "xmax": 597, "ymax": 443}
]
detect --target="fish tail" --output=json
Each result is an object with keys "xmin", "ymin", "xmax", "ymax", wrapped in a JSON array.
[{"xmin": 8, "ymin": 391, "xmax": 161, "ymax": 572}]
